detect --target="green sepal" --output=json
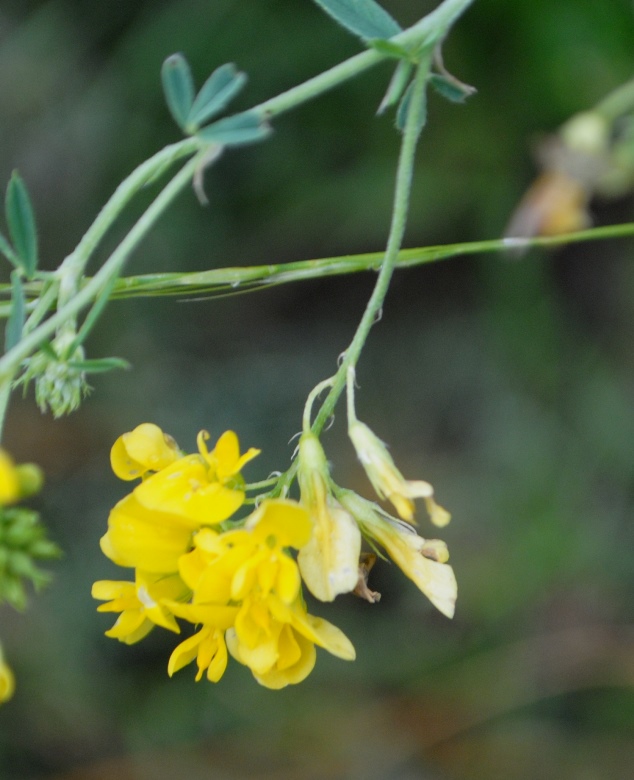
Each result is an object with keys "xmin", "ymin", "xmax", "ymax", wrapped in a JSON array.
[
  {"xmin": 312, "ymin": 0, "xmax": 401, "ymax": 41},
  {"xmin": 368, "ymin": 38, "xmax": 410, "ymax": 59},
  {"xmin": 5, "ymin": 171, "xmax": 38, "ymax": 279},
  {"xmin": 197, "ymin": 111, "xmax": 272, "ymax": 147},
  {"xmin": 377, "ymin": 59, "xmax": 413, "ymax": 115},
  {"xmin": 4, "ymin": 271, "xmax": 25, "ymax": 352},
  {"xmin": 38, "ymin": 341, "xmax": 58, "ymax": 360},
  {"xmin": 186, "ymin": 63, "xmax": 248, "ymax": 132},
  {"xmin": 396, "ymin": 79, "xmax": 428, "ymax": 134},
  {"xmin": 429, "ymin": 73, "xmax": 476, "ymax": 103},
  {"xmin": 67, "ymin": 357, "xmax": 130, "ymax": 374},
  {"xmin": 161, "ymin": 53, "xmax": 195, "ymax": 131},
  {"xmin": 0, "ymin": 230, "xmax": 18, "ymax": 268}
]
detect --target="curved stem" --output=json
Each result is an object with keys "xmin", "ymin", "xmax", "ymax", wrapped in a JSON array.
[
  {"xmin": 311, "ymin": 55, "xmax": 432, "ymax": 435},
  {"xmin": 0, "ymin": 153, "xmax": 204, "ymax": 382}
]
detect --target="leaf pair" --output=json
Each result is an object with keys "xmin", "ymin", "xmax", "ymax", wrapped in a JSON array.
[{"xmin": 161, "ymin": 55, "xmax": 270, "ymax": 147}]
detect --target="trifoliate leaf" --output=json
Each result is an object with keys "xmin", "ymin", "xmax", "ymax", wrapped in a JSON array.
[
  {"xmin": 197, "ymin": 112, "xmax": 272, "ymax": 147},
  {"xmin": 161, "ymin": 53, "xmax": 195, "ymax": 131},
  {"xmin": 312, "ymin": 0, "xmax": 401, "ymax": 41},
  {"xmin": 5, "ymin": 172, "xmax": 38, "ymax": 279},
  {"xmin": 186, "ymin": 63, "xmax": 248, "ymax": 132}
]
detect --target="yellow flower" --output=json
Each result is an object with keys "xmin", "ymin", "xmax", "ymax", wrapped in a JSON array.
[
  {"xmin": 164, "ymin": 499, "xmax": 355, "ymax": 687},
  {"xmin": 227, "ymin": 593, "xmax": 355, "ymax": 689},
  {"xmin": 179, "ymin": 500, "xmax": 310, "ymax": 606},
  {"xmin": 348, "ymin": 420, "xmax": 447, "ymax": 525},
  {"xmin": 133, "ymin": 430, "xmax": 259, "ymax": 526},
  {"xmin": 110, "ymin": 423, "xmax": 181, "ymax": 480},
  {"xmin": 0, "ymin": 646, "xmax": 15, "ymax": 704},
  {"xmin": 100, "ymin": 429, "xmax": 260, "ymax": 573},
  {"xmin": 92, "ymin": 570, "xmax": 189, "ymax": 644},
  {"xmin": 296, "ymin": 433, "xmax": 361, "ymax": 602},
  {"xmin": 339, "ymin": 490, "xmax": 457, "ymax": 618}
]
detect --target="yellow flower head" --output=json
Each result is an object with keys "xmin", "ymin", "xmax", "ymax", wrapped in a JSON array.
[
  {"xmin": 0, "ymin": 645, "xmax": 15, "ymax": 704},
  {"xmin": 110, "ymin": 423, "xmax": 181, "ymax": 481},
  {"xmin": 92, "ymin": 570, "xmax": 189, "ymax": 644},
  {"xmin": 349, "ymin": 420, "xmax": 444, "ymax": 524},
  {"xmin": 339, "ymin": 490, "xmax": 457, "ymax": 619},
  {"xmin": 297, "ymin": 432, "xmax": 361, "ymax": 602}
]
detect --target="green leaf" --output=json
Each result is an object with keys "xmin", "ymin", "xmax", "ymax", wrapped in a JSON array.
[
  {"xmin": 5, "ymin": 172, "xmax": 38, "ymax": 279},
  {"xmin": 5, "ymin": 271, "xmax": 25, "ymax": 352},
  {"xmin": 0, "ymin": 230, "xmax": 19, "ymax": 269},
  {"xmin": 429, "ymin": 73, "xmax": 477, "ymax": 103},
  {"xmin": 68, "ymin": 357, "xmax": 130, "ymax": 374},
  {"xmin": 161, "ymin": 53, "xmax": 195, "ymax": 130},
  {"xmin": 312, "ymin": 0, "xmax": 401, "ymax": 41},
  {"xmin": 377, "ymin": 59, "xmax": 413, "ymax": 115},
  {"xmin": 197, "ymin": 111, "xmax": 272, "ymax": 147},
  {"xmin": 186, "ymin": 64, "xmax": 248, "ymax": 132},
  {"xmin": 396, "ymin": 79, "xmax": 427, "ymax": 134}
]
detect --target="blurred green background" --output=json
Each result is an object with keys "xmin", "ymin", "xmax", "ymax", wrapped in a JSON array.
[{"xmin": 1, "ymin": 1, "xmax": 634, "ymax": 778}]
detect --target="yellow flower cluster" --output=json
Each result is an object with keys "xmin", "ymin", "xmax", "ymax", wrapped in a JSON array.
[{"xmin": 93, "ymin": 424, "xmax": 354, "ymax": 689}]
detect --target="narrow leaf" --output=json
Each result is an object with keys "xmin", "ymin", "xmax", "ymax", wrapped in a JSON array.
[
  {"xmin": 396, "ymin": 80, "xmax": 427, "ymax": 134},
  {"xmin": 312, "ymin": 0, "xmax": 401, "ymax": 41},
  {"xmin": 161, "ymin": 54, "xmax": 195, "ymax": 130},
  {"xmin": 377, "ymin": 59, "xmax": 413, "ymax": 115},
  {"xmin": 186, "ymin": 64, "xmax": 248, "ymax": 132},
  {"xmin": 429, "ymin": 73, "xmax": 476, "ymax": 103},
  {"xmin": 197, "ymin": 112, "xmax": 272, "ymax": 147},
  {"xmin": 68, "ymin": 357, "xmax": 130, "ymax": 374},
  {"xmin": 0, "ymin": 230, "xmax": 19, "ymax": 269},
  {"xmin": 5, "ymin": 172, "xmax": 38, "ymax": 278},
  {"xmin": 5, "ymin": 271, "xmax": 25, "ymax": 352}
]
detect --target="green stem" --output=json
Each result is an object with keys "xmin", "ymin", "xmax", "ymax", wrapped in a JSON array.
[
  {"xmin": 57, "ymin": 138, "xmax": 200, "ymax": 289},
  {"xmin": 0, "ymin": 153, "xmax": 204, "ymax": 382},
  {"xmin": 311, "ymin": 55, "xmax": 432, "ymax": 435},
  {"xmin": 0, "ymin": 372, "xmax": 14, "ymax": 441},
  {"xmin": 272, "ymin": 55, "xmax": 432, "ymax": 498}
]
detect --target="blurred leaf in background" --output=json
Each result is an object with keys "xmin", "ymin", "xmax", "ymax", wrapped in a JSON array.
[{"xmin": 1, "ymin": 1, "xmax": 634, "ymax": 778}]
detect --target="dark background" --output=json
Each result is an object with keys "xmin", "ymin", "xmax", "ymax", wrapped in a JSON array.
[{"xmin": 1, "ymin": 1, "xmax": 634, "ymax": 778}]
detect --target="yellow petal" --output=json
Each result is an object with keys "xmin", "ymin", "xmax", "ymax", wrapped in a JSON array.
[
  {"xmin": 101, "ymin": 494, "xmax": 193, "ymax": 573},
  {"xmin": 253, "ymin": 633, "xmax": 316, "ymax": 689},
  {"xmin": 110, "ymin": 423, "xmax": 180, "ymax": 480},
  {"xmin": 134, "ymin": 456, "xmax": 245, "ymax": 526},
  {"xmin": 0, "ymin": 450, "xmax": 19, "ymax": 505},
  {"xmin": 246, "ymin": 499, "xmax": 312, "ymax": 549},
  {"xmin": 168, "ymin": 630, "xmax": 205, "ymax": 676}
]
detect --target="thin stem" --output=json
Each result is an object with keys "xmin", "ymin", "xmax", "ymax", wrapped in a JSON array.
[
  {"xmin": 271, "ymin": 55, "xmax": 432, "ymax": 499},
  {"xmin": 57, "ymin": 138, "xmax": 200, "ymax": 286},
  {"xmin": 0, "ymin": 153, "xmax": 204, "ymax": 382},
  {"xmin": 346, "ymin": 367, "xmax": 357, "ymax": 425},
  {"xmin": 0, "ymin": 373, "xmax": 14, "ymax": 441},
  {"xmin": 312, "ymin": 55, "xmax": 432, "ymax": 435}
]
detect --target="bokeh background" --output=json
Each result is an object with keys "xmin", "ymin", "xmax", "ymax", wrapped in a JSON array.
[{"xmin": 1, "ymin": 1, "xmax": 634, "ymax": 778}]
